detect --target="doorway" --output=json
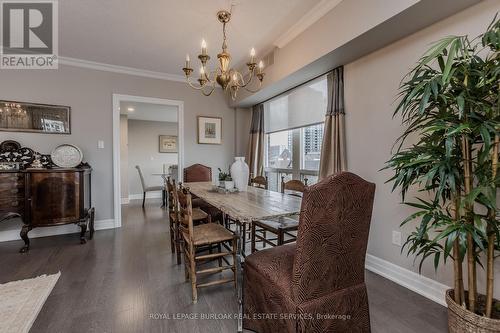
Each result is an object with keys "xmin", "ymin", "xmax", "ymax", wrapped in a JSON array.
[{"xmin": 112, "ymin": 94, "xmax": 184, "ymax": 228}]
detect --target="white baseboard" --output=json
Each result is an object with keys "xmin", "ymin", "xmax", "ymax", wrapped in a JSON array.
[
  {"xmin": 0, "ymin": 219, "xmax": 116, "ymax": 243},
  {"xmin": 365, "ymin": 253, "xmax": 449, "ymax": 307},
  {"xmin": 121, "ymin": 197, "xmax": 130, "ymax": 205},
  {"xmin": 128, "ymin": 191, "xmax": 162, "ymax": 200}
]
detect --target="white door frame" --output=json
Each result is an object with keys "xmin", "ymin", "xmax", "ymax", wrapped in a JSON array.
[{"xmin": 112, "ymin": 94, "xmax": 184, "ymax": 228}]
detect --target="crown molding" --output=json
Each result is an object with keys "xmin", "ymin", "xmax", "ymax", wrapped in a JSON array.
[
  {"xmin": 58, "ymin": 56, "xmax": 186, "ymax": 82},
  {"xmin": 274, "ymin": 0, "xmax": 344, "ymax": 49}
]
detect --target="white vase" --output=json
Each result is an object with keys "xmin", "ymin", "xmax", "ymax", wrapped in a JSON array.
[{"xmin": 230, "ymin": 157, "xmax": 249, "ymax": 192}]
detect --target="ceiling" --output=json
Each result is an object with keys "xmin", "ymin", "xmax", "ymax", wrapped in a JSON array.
[
  {"xmin": 59, "ymin": 0, "xmax": 320, "ymax": 75},
  {"xmin": 120, "ymin": 101, "xmax": 178, "ymax": 122}
]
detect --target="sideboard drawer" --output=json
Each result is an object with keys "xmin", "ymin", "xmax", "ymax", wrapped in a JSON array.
[
  {"xmin": 0, "ymin": 186, "xmax": 24, "ymax": 198},
  {"xmin": 0, "ymin": 172, "xmax": 23, "ymax": 181},
  {"xmin": 0, "ymin": 196, "xmax": 24, "ymax": 207},
  {"xmin": 0, "ymin": 197, "xmax": 25, "ymax": 215},
  {"xmin": 0, "ymin": 173, "xmax": 24, "ymax": 188}
]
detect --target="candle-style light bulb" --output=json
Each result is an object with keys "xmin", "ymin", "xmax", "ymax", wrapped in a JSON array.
[
  {"xmin": 201, "ymin": 39, "xmax": 207, "ymax": 55},
  {"xmin": 250, "ymin": 48, "xmax": 256, "ymax": 63},
  {"xmin": 258, "ymin": 60, "xmax": 264, "ymax": 73},
  {"xmin": 185, "ymin": 54, "xmax": 190, "ymax": 67}
]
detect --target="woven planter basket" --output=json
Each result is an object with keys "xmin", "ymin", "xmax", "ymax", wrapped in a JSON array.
[{"xmin": 446, "ymin": 290, "xmax": 500, "ymax": 333}]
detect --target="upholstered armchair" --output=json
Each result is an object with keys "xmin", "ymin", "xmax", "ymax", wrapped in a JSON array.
[{"xmin": 244, "ymin": 172, "xmax": 376, "ymax": 333}]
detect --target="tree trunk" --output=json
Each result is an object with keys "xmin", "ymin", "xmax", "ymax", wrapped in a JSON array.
[
  {"xmin": 453, "ymin": 197, "xmax": 464, "ymax": 306},
  {"xmin": 485, "ymin": 134, "xmax": 499, "ymax": 318},
  {"xmin": 453, "ymin": 239, "xmax": 464, "ymax": 305},
  {"xmin": 461, "ymin": 135, "xmax": 477, "ymax": 313}
]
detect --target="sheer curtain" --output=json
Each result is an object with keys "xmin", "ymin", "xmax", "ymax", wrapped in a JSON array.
[
  {"xmin": 246, "ymin": 104, "xmax": 265, "ymax": 177},
  {"xmin": 318, "ymin": 66, "xmax": 347, "ymax": 180}
]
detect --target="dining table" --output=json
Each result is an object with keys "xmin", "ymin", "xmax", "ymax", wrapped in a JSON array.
[{"xmin": 184, "ymin": 181, "xmax": 302, "ymax": 333}]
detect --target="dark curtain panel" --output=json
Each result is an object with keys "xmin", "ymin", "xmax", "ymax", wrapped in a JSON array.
[
  {"xmin": 319, "ymin": 66, "xmax": 347, "ymax": 180},
  {"xmin": 246, "ymin": 104, "xmax": 265, "ymax": 177}
]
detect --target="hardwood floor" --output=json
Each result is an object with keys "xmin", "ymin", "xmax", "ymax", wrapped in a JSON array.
[{"xmin": 0, "ymin": 199, "xmax": 448, "ymax": 333}]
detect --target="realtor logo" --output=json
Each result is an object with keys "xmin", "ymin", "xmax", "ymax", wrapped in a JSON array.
[{"xmin": 1, "ymin": 0, "xmax": 58, "ymax": 69}]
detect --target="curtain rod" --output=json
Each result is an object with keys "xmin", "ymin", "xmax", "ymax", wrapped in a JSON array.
[{"xmin": 256, "ymin": 66, "xmax": 339, "ymax": 107}]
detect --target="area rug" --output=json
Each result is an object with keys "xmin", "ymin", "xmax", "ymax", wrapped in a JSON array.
[{"xmin": 0, "ymin": 272, "xmax": 61, "ymax": 333}]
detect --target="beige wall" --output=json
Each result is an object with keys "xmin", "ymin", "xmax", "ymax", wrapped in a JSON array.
[
  {"xmin": 0, "ymin": 64, "xmax": 235, "ymax": 233},
  {"xmin": 344, "ymin": 0, "xmax": 500, "ymax": 297},
  {"xmin": 127, "ymin": 119, "xmax": 177, "ymax": 196}
]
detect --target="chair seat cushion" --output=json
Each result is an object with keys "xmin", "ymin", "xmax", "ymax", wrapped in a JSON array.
[
  {"xmin": 254, "ymin": 215, "xmax": 299, "ymax": 233},
  {"xmin": 184, "ymin": 223, "xmax": 235, "ymax": 246},
  {"xmin": 245, "ymin": 244, "xmax": 296, "ymax": 295},
  {"xmin": 145, "ymin": 185, "xmax": 164, "ymax": 192}
]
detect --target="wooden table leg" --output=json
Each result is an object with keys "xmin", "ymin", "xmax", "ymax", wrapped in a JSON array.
[
  {"xmin": 251, "ymin": 223, "xmax": 256, "ymax": 253},
  {"xmin": 79, "ymin": 223, "xmax": 87, "ymax": 244},
  {"xmin": 242, "ymin": 223, "xmax": 247, "ymax": 258},
  {"xmin": 277, "ymin": 228, "xmax": 285, "ymax": 246},
  {"xmin": 89, "ymin": 207, "xmax": 95, "ymax": 240},
  {"xmin": 19, "ymin": 224, "xmax": 32, "ymax": 253}
]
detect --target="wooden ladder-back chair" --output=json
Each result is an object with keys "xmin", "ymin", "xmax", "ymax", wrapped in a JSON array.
[
  {"xmin": 281, "ymin": 176, "xmax": 308, "ymax": 196},
  {"xmin": 251, "ymin": 177, "xmax": 308, "ymax": 253},
  {"xmin": 169, "ymin": 179, "xmax": 211, "ymax": 265},
  {"xmin": 249, "ymin": 174, "xmax": 268, "ymax": 189},
  {"xmin": 183, "ymin": 163, "xmax": 223, "ymax": 223},
  {"xmin": 166, "ymin": 176, "xmax": 177, "ymax": 254},
  {"xmin": 177, "ymin": 186, "xmax": 238, "ymax": 303}
]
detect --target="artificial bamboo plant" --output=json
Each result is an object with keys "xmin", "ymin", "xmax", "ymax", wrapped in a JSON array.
[{"xmin": 386, "ymin": 17, "xmax": 499, "ymax": 317}]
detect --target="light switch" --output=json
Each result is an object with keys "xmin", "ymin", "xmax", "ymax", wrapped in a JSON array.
[
  {"xmin": 97, "ymin": 140, "xmax": 104, "ymax": 149},
  {"xmin": 392, "ymin": 231, "xmax": 402, "ymax": 246}
]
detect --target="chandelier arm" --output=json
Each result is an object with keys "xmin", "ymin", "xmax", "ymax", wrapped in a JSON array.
[
  {"xmin": 186, "ymin": 77, "xmax": 207, "ymax": 90},
  {"xmin": 203, "ymin": 76, "xmax": 217, "ymax": 95},
  {"xmin": 234, "ymin": 70, "xmax": 254, "ymax": 88},
  {"xmin": 207, "ymin": 69, "xmax": 218, "ymax": 83},
  {"xmin": 201, "ymin": 84, "xmax": 216, "ymax": 96},
  {"xmin": 244, "ymin": 79, "xmax": 263, "ymax": 93}
]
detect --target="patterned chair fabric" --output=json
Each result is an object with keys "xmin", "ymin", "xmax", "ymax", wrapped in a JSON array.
[{"xmin": 244, "ymin": 172, "xmax": 376, "ymax": 333}]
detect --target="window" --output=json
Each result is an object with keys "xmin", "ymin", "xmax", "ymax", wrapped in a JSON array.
[
  {"xmin": 263, "ymin": 75, "xmax": 327, "ymax": 191},
  {"xmin": 301, "ymin": 123, "xmax": 324, "ymax": 171},
  {"xmin": 266, "ymin": 130, "xmax": 293, "ymax": 169}
]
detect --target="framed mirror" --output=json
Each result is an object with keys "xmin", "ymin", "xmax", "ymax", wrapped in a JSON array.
[{"xmin": 0, "ymin": 100, "xmax": 71, "ymax": 134}]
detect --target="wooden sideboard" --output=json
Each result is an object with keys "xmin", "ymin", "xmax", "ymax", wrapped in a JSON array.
[{"xmin": 0, "ymin": 168, "xmax": 94, "ymax": 252}]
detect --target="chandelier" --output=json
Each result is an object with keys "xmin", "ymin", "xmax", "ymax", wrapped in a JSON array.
[
  {"xmin": 0, "ymin": 103, "xmax": 27, "ymax": 117},
  {"xmin": 182, "ymin": 10, "xmax": 265, "ymax": 100}
]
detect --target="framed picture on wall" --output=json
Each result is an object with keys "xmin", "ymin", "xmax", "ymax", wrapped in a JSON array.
[
  {"xmin": 0, "ymin": 100, "xmax": 71, "ymax": 134},
  {"xmin": 197, "ymin": 116, "xmax": 222, "ymax": 145},
  {"xmin": 159, "ymin": 135, "xmax": 178, "ymax": 153}
]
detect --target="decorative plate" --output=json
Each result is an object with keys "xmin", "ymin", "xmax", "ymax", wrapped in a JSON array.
[
  {"xmin": 50, "ymin": 144, "xmax": 83, "ymax": 168},
  {"xmin": 0, "ymin": 140, "xmax": 21, "ymax": 152}
]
